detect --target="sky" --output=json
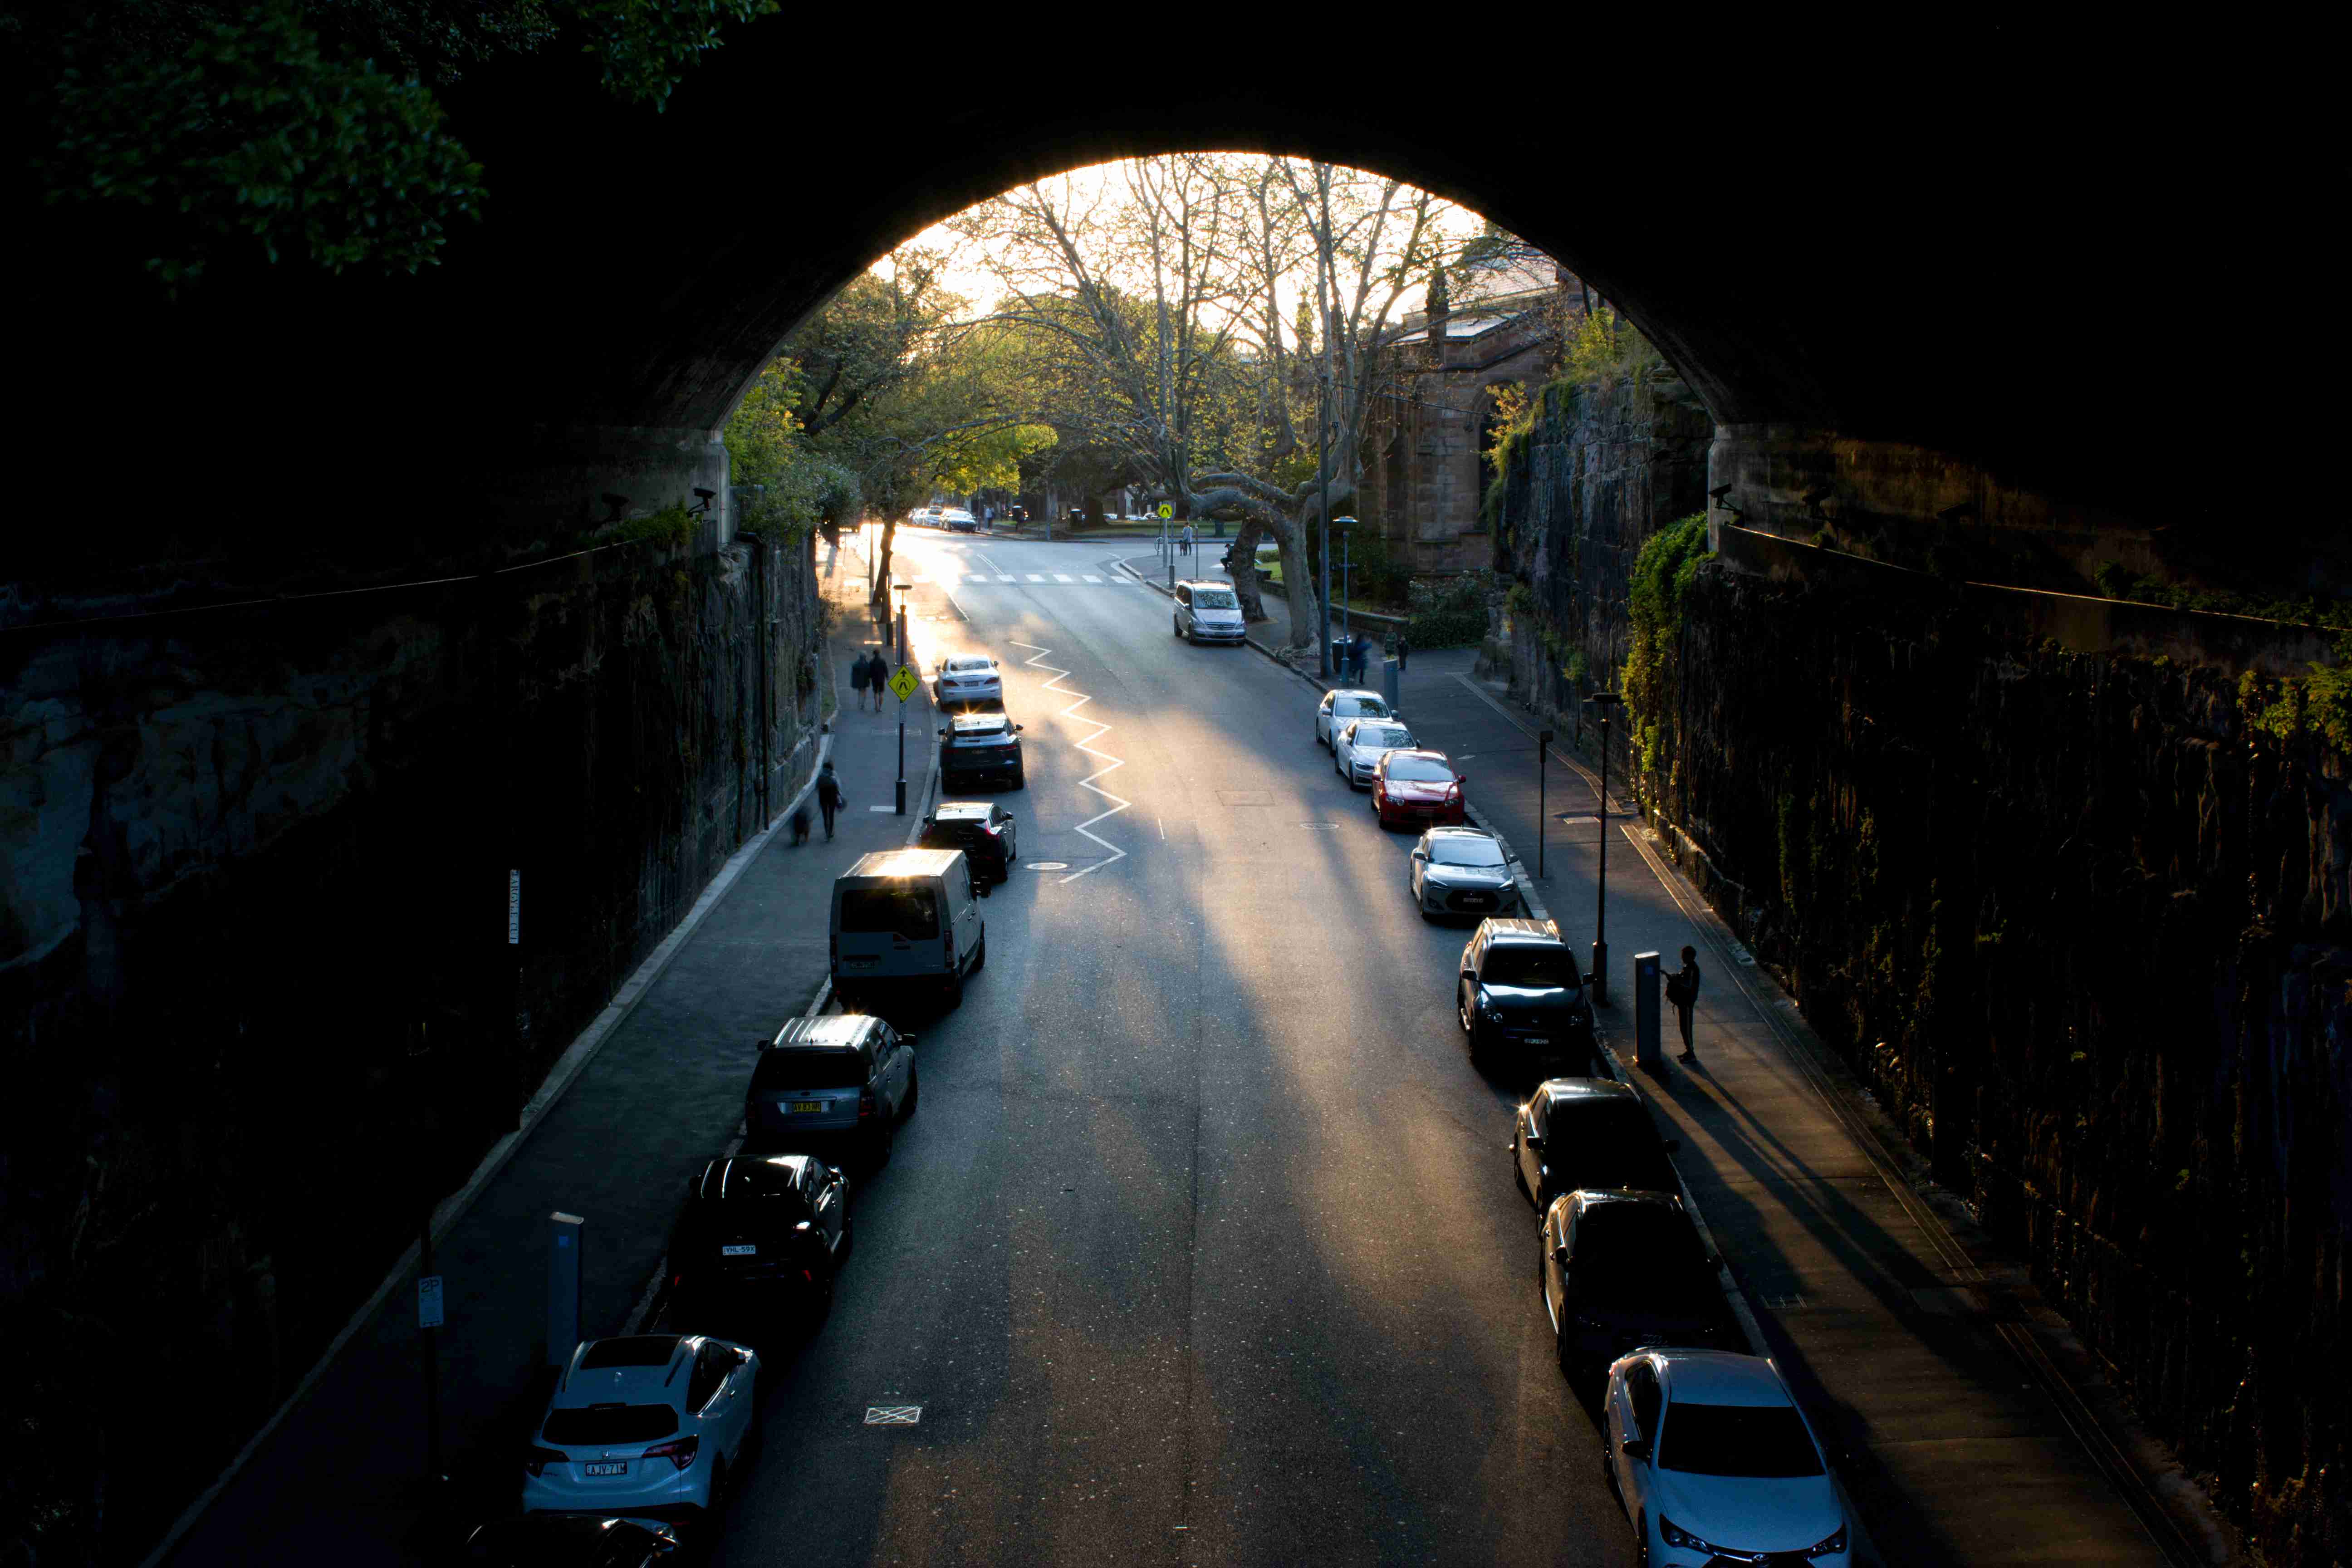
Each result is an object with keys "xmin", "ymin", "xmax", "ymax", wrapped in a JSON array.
[{"xmin": 873, "ymin": 155, "xmax": 1506, "ymax": 343}]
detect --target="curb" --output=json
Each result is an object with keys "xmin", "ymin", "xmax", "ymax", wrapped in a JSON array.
[{"xmin": 143, "ymin": 731, "xmax": 830, "ymax": 1568}]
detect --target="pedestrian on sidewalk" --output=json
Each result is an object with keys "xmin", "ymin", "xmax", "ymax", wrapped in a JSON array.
[
  {"xmin": 849, "ymin": 650, "xmax": 870, "ymax": 711},
  {"xmin": 815, "ymin": 760, "xmax": 843, "ymax": 840},
  {"xmin": 859, "ymin": 650, "xmax": 882, "ymax": 712},
  {"xmin": 1181, "ymin": 521, "xmax": 1194, "ymax": 556},
  {"xmin": 789, "ymin": 799, "xmax": 813, "ymax": 845},
  {"xmin": 1668, "ymin": 944, "xmax": 1703, "ymax": 1063},
  {"xmin": 1396, "ymin": 631, "xmax": 1410, "ymax": 673}
]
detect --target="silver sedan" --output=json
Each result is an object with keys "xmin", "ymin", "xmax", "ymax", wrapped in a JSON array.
[
  {"xmin": 1410, "ymin": 826, "xmax": 1523, "ymax": 920},
  {"xmin": 1334, "ymin": 718, "xmax": 1415, "ymax": 788},
  {"xmin": 933, "ymin": 654, "xmax": 1002, "ymax": 707}
]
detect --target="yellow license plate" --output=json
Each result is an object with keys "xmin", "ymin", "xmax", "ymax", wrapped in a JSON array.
[{"xmin": 789, "ymin": 1100, "xmax": 824, "ymax": 1113}]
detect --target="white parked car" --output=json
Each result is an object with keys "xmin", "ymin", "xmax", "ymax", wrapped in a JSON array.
[
  {"xmin": 1333, "ymin": 717, "xmax": 1416, "ymax": 789},
  {"xmin": 932, "ymin": 653, "xmax": 1002, "ymax": 707},
  {"xmin": 524, "ymin": 1334, "xmax": 759, "ymax": 1520},
  {"xmin": 1314, "ymin": 687, "xmax": 1394, "ymax": 749},
  {"xmin": 1602, "ymin": 1348, "xmax": 1852, "ymax": 1568}
]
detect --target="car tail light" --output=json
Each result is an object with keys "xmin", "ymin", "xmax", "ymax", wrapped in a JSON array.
[
  {"xmin": 525, "ymin": 1446, "xmax": 567, "ymax": 1477},
  {"xmin": 858, "ymin": 1088, "xmax": 876, "ymax": 1121},
  {"xmin": 642, "ymin": 1436, "xmax": 700, "ymax": 1472}
]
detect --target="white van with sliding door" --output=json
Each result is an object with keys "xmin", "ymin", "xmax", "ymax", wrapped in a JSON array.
[{"xmin": 829, "ymin": 848, "xmax": 986, "ymax": 1009}]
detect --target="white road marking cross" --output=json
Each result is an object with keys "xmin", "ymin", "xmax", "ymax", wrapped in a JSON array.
[
  {"xmin": 1009, "ymin": 637, "xmax": 1128, "ymax": 883},
  {"xmin": 864, "ymin": 1405, "xmax": 923, "ymax": 1426}
]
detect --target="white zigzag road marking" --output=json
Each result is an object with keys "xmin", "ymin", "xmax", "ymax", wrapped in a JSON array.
[{"xmin": 1007, "ymin": 638, "xmax": 1128, "ymax": 882}]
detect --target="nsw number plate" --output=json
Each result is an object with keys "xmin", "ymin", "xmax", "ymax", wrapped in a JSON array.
[
  {"xmin": 583, "ymin": 1461, "xmax": 626, "ymax": 1476},
  {"xmin": 721, "ymin": 1243, "xmax": 757, "ymax": 1256},
  {"xmin": 789, "ymin": 1100, "xmax": 824, "ymax": 1113}
]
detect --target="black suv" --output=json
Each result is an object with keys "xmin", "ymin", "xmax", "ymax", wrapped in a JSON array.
[
  {"xmin": 1511, "ymin": 1078, "xmax": 1682, "ymax": 1212},
  {"xmin": 938, "ymin": 712, "xmax": 1025, "ymax": 789},
  {"xmin": 1540, "ymin": 1188, "xmax": 1740, "ymax": 1380},
  {"xmin": 666, "ymin": 1154, "xmax": 851, "ymax": 1327},
  {"xmin": 1457, "ymin": 918, "xmax": 1601, "ymax": 1074},
  {"xmin": 918, "ymin": 800, "xmax": 1018, "ymax": 883}
]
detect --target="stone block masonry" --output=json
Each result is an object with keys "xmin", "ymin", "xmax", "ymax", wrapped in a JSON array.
[{"xmin": 0, "ymin": 528, "xmax": 819, "ymax": 1564}]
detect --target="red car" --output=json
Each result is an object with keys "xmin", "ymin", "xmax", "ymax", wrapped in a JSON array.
[{"xmin": 1372, "ymin": 748, "xmax": 1466, "ymax": 829}]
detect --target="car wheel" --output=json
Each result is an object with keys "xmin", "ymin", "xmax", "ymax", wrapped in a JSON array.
[
  {"xmin": 944, "ymin": 963, "xmax": 964, "ymax": 1009},
  {"xmin": 710, "ymin": 1455, "xmax": 730, "ymax": 1511},
  {"xmin": 1458, "ymin": 985, "xmax": 1475, "ymax": 1035},
  {"xmin": 1174, "ymin": 617, "xmax": 1182, "ymax": 637},
  {"xmin": 903, "ymin": 1067, "xmax": 920, "ymax": 1118},
  {"xmin": 1555, "ymin": 1321, "xmax": 1578, "ymax": 1382},
  {"xmin": 1634, "ymin": 1513, "xmax": 1650, "ymax": 1568},
  {"xmin": 873, "ymin": 1112, "xmax": 895, "ymax": 1168},
  {"xmin": 1010, "ymin": 766, "xmax": 1026, "ymax": 789},
  {"xmin": 973, "ymin": 931, "xmax": 987, "ymax": 972},
  {"xmin": 1513, "ymin": 1143, "xmax": 1531, "ymax": 1201}
]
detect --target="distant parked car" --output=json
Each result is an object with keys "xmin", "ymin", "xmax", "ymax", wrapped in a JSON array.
[
  {"xmin": 937, "ymin": 711, "xmax": 1025, "ymax": 789},
  {"xmin": 1173, "ymin": 580, "xmax": 1246, "ymax": 642},
  {"xmin": 1510, "ymin": 1078, "xmax": 1681, "ymax": 1213},
  {"xmin": 918, "ymin": 800, "xmax": 1018, "ymax": 884},
  {"xmin": 1315, "ymin": 688, "xmax": 1393, "ymax": 749},
  {"xmin": 1334, "ymin": 718, "xmax": 1416, "ymax": 788},
  {"xmin": 1541, "ymin": 1188, "xmax": 1740, "ymax": 1380},
  {"xmin": 1409, "ymin": 826, "xmax": 1519, "ymax": 918},
  {"xmin": 666, "ymin": 1154, "xmax": 852, "ymax": 1329},
  {"xmin": 933, "ymin": 653, "xmax": 1003, "ymax": 708},
  {"xmin": 941, "ymin": 508, "xmax": 978, "ymax": 532},
  {"xmin": 1375, "ymin": 749, "xmax": 1467, "ymax": 830},
  {"xmin": 1602, "ymin": 1349, "xmax": 1852, "ymax": 1568},
  {"xmin": 523, "ymin": 1335, "xmax": 757, "ymax": 1522},
  {"xmin": 1460, "ymin": 918, "xmax": 1599, "ymax": 1073},
  {"xmin": 746, "ymin": 1012, "xmax": 917, "ymax": 1164},
  {"xmin": 459, "ymin": 1514, "xmax": 680, "ymax": 1565}
]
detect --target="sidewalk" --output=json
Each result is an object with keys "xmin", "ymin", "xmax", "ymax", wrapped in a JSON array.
[
  {"xmin": 157, "ymin": 544, "xmax": 942, "ymax": 1565},
  {"xmin": 1121, "ymin": 560, "xmax": 2215, "ymax": 1568}
]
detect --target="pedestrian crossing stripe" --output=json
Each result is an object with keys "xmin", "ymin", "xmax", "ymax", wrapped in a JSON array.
[
  {"xmin": 1083, "ymin": 575, "xmax": 1102, "ymax": 583},
  {"xmin": 998, "ymin": 574, "xmax": 1015, "ymax": 581},
  {"xmin": 1052, "ymin": 573, "xmax": 1073, "ymax": 583},
  {"xmin": 1026, "ymin": 573, "xmax": 1045, "ymax": 582}
]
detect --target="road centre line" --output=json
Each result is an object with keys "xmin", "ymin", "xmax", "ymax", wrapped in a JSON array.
[{"xmin": 1007, "ymin": 637, "xmax": 1128, "ymax": 883}]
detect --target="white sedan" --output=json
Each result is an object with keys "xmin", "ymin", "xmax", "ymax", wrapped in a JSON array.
[
  {"xmin": 933, "ymin": 654, "xmax": 1003, "ymax": 707},
  {"xmin": 1315, "ymin": 687, "xmax": 1394, "ymax": 749},
  {"xmin": 1602, "ymin": 1348, "xmax": 1853, "ymax": 1567},
  {"xmin": 1334, "ymin": 718, "xmax": 1416, "ymax": 789},
  {"xmin": 524, "ymin": 1334, "xmax": 759, "ymax": 1519}
]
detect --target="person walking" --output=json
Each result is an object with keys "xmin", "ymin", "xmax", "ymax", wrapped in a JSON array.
[
  {"xmin": 814, "ymin": 760, "xmax": 843, "ymax": 840},
  {"xmin": 1668, "ymin": 944, "xmax": 1703, "ymax": 1063},
  {"xmin": 1395, "ymin": 630, "xmax": 1410, "ymax": 673},
  {"xmin": 860, "ymin": 650, "xmax": 883, "ymax": 712},
  {"xmin": 1180, "ymin": 520, "xmax": 1194, "ymax": 556},
  {"xmin": 850, "ymin": 650, "xmax": 872, "ymax": 711}
]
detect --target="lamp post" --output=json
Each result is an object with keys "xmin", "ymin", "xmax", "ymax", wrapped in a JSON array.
[
  {"xmin": 1318, "ymin": 371, "xmax": 1333, "ymax": 680},
  {"xmin": 1583, "ymin": 691, "xmax": 1624, "ymax": 1004},
  {"xmin": 892, "ymin": 579, "xmax": 910, "ymax": 815}
]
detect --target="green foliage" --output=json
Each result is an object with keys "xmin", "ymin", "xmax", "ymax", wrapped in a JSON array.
[
  {"xmin": 1624, "ymin": 516, "xmax": 1713, "ymax": 781},
  {"xmin": 1405, "ymin": 573, "xmax": 1491, "ymax": 647},
  {"xmin": 1559, "ymin": 307, "xmax": 1662, "ymax": 392},
  {"xmin": 568, "ymin": 0, "xmax": 779, "ymax": 107},
  {"xmin": 2094, "ymin": 564, "xmax": 2352, "ymax": 630},
  {"xmin": 2238, "ymin": 638, "xmax": 2352, "ymax": 752},
  {"xmin": 722, "ymin": 357, "xmax": 865, "ymax": 537},
  {"xmin": 606, "ymin": 505, "xmax": 696, "ymax": 549}
]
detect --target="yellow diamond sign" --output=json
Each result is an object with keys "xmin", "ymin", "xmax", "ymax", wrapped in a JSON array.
[
  {"xmin": 887, "ymin": 663, "xmax": 918, "ymax": 702},
  {"xmin": 1157, "ymin": 503, "xmax": 1174, "ymax": 519}
]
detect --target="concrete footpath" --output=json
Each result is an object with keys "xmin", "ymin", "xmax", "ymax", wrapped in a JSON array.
[
  {"xmin": 156, "ymin": 540, "xmax": 944, "ymax": 1565},
  {"xmin": 1120, "ymin": 550, "xmax": 2222, "ymax": 1568}
]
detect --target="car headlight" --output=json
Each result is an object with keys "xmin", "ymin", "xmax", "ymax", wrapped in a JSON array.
[
  {"xmin": 1807, "ymin": 1523, "xmax": 1848, "ymax": 1557},
  {"xmin": 1657, "ymin": 1516, "xmax": 1718, "ymax": 1554}
]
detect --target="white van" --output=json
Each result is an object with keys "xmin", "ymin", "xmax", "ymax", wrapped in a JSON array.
[
  {"xmin": 1173, "ymin": 579, "xmax": 1246, "ymax": 643},
  {"xmin": 830, "ymin": 848, "xmax": 986, "ymax": 1008}
]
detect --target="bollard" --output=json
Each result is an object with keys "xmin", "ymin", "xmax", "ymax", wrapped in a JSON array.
[
  {"xmin": 1633, "ymin": 951, "xmax": 1662, "ymax": 1074},
  {"xmin": 547, "ymin": 1211, "xmax": 584, "ymax": 1369},
  {"xmin": 1381, "ymin": 657, "xmax": 1401, "ymax": 710}
]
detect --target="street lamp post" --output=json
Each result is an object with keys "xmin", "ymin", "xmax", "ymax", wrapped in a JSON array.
[
  {"xmin": 892, "ymin": 580, "xmax": 911, "ymax": 815},
  {"xmin": 1583, "ymin": 692, "xmax": 1624, "ymax": 1004}
]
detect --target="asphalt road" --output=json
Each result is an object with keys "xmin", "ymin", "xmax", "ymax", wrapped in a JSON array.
[{"xmin": 699, "ymin": 532, "xmax": 1633, "ymax": 1568}]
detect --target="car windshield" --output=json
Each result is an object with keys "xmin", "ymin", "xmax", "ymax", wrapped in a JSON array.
[
  {"xmin": 1431, "ymin": 837, "xmax": 1506, "ymax": 867},
  {"xmin": 1658, "ymin": 1402, "xmax": 1823, "ymax": 1477},
  {"xmin": 1484, "ymin": 945, "xmax": 1577, "ymax": 987},
  {"xmin": 1388, "ymin": 756, "xmax": 1452, "ymax": 783},
  {"xmin": 750, "ymin": 1048, "xmax": 867, "ymax": 1091},
  {"xmin": 1337, "ymin": 696, "xmax": 1390, "ymax": 718},
  {"xmin": 1573, "ymin": 1206, "xmax": 1711, "ymax": 1308},
  {"xmin": 1545, "ymin": 1103, "xmax": 1676, "ymax": 1192},
  {"xmin": 542, "ymin": 1403, "xmax": 679, "ymax": 1446},
  {"xmin": 953, "ymin": 722, "xmax": 1007, "ymax": 740},
  {"xmin": 946, "ymin": 658, "xmax": 990, "ymax": 672},
  {"xmin": 838, "ymin": 886, "xmax": 939, "ymax": 938},
  {"xmin": 1192, "ymin": 589, "xmax": 1238, "ymax": 609},
  {"xmin": 1353, "ymin": 725, "xmax": 1411, "ymax": 750}
]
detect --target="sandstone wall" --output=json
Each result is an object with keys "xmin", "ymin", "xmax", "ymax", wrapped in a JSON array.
[
  {"xmin": 1666, "ymin": 563, "xmax": 2349, "ymax": 1564},
  {"xmin": 0, "ymin": 529, "xmax": 821, "ymax": 1561}
]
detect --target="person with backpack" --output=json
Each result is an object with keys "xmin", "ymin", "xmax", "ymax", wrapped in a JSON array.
[
  {"xmin": 1667, "ymin": 944, "xmax": 1703, "ymax": 1063},
  {"xmin": 814, "ymin": 760, "xmax": 843, "ymax": 840}
]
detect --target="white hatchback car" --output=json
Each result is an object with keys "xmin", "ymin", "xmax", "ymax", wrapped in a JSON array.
[
  {"xmin": 524, "ymin": 1334, "xmax": 759, "ymax": 1521},
  {"xmin": 1602, "ymin": 1348, "xmax": 1852, "ymax": 1567},
  {"xmin": 1315, "ymin": 688, "xmax": 1393, "ymax": 749},
  {"xmin": 933, "ymin": 654, "xmax": 1003, "ymax": 708},
  {"xmin": 1334, "ymin": 718, "xmax": 1416, "ymax": 788}
]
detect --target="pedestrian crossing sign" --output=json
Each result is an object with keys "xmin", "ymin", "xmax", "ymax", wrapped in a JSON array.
[
  {"xmin": 1157, "ymin": 503, "xmax": 1174, "ymax": 519},
  {"xmin": 888, "ymin": 664, "xmax": 918, "ymax": 702}
]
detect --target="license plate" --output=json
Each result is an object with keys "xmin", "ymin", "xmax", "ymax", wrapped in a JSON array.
[
  {"xmin": 843, "ymin": 957, "xmax": 877, "ymax": 970},
  {"xmin": 789, "ymin": 1100, "xmax": 824, "ymax": 1113},
  {"xmin": 1460, "ymin": 896, "xmax": 1493, "ymax": 907},
  {"xmin": 1526, "ymin": 1037, "xmax": 1550, "ymax": 1045},
  {"xmin": 583, "ymin": 1461, "xmax": 626, "ymax": 1476},
  {"xmin": 722, "ymin": 1243, "xmax": 757, "ymax": 1256}
]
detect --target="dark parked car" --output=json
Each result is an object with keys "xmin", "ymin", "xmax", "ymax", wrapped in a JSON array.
[
  {"xmin": 918, "ymin": 800, "xmax": 1018, "ymax": 883},
  {"xmin": 1541, "ymin": 1188, "xmax": 1740, "ymax": 1380},
  {"xmin": 938, "ymin": 711, "xmax": 1025, "ymax": 789},
  {"xmin": 457, "ymin": 1515, "xmax": 678, "ymax": 1565},
  {"xmin": 746, "ymin": 1014, "xmax": 917, "ymax": 1165},
  {"xmin": 1457, "ymin": 918, "xmax": 1601, "ymax": 1074},
  {"xmin": 666, "ymin": 1154, "xmax": 851, "ymax": 1327},
  {"xmin": 1510, "ymin": 1078, "xmax": 1682, "ymax": 1212}
]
